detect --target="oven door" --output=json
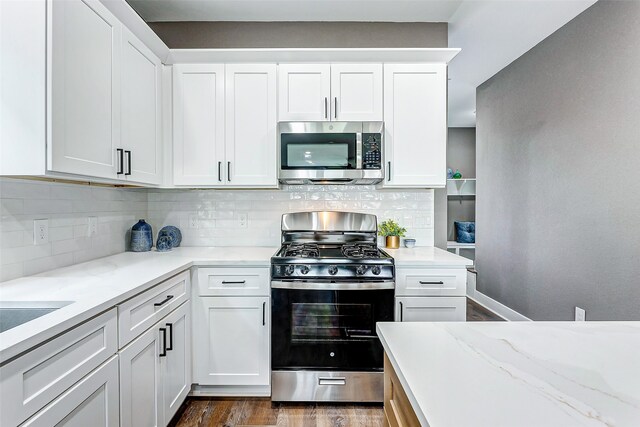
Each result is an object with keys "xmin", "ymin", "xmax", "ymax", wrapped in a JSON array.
[{"xmin": 271, "ymin": 287, "xmax": 394, "ymax": 372}]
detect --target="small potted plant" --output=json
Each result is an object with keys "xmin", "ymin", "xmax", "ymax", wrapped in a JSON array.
[{"xmin": 378, "ymin": 219, "xmax": 407, "ymax": 249}]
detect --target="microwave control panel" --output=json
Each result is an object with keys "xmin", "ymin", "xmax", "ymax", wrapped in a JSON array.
[{"xmin": 362, "ymin": 133, "xmax": 382, "ymax": 169}]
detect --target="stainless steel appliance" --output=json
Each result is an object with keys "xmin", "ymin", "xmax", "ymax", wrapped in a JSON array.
[
  {"xmin": 279, "ymin": 122, "xmax": 383, "ymax": 185},
  {"xmin": 271, "ymin": 211, "xmax": 395, "ymax": 402}
]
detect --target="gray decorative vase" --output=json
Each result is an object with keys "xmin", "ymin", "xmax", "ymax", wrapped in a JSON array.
[
  {"xmin": 158, "ymin": 226, "xmax": 182, "ymax": 248},
  {"xmin": 156, "ymin": 235, "xmax": 173, "ymax": 252},
  {"xmin": 131, "ymin": 219, "xmax": 153, "ymax": 252}
]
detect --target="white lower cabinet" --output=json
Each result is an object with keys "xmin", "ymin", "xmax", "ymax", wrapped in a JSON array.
[
  {"xmin": 395, "ymin": 296, "xmax": 466, "ymax": 322},
  {"xmin": 119, "ymin": 301, "xmax": 191, "ymax": 427},
  {"xmin": 20, "ymin": 356, "xmax": 120, "ymax": 427},
  {"xmin": 194, "ymin": 296, "xmax": 270, "ymax": 387}
]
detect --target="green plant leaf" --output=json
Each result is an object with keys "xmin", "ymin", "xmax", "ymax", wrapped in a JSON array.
[{"xmin": 378, "ymin": 219, "xmax": 407, "ymax": 237}]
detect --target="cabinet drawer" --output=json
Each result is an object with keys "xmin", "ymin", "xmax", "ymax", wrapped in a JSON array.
[
  {"xmin": 396, "ymin": 268, "xmax": 466, "ymax": 296},
  {"xmin": 197, "ymin": 267, "xmax": 269, "ymax": 296},
  {"xmin": 0, "ymin": 309, "xmax": 117, "ymax": 427},
  {"xmin": 118, "ymin": 270, "xmax": 190, "ymax": 347},
  {"xmin": 396, "ymin": 297, "xmax": 466, "ymax": 322}
]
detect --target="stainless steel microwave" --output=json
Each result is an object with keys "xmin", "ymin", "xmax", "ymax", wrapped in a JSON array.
[{"xmin": 278, "ymin": 122, "xmax": 384, "ymax": 185}]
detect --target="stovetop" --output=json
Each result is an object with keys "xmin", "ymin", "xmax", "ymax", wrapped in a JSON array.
[{"xmin": 277, "ymin": 242, "xmax": 390, "ymax": 261}]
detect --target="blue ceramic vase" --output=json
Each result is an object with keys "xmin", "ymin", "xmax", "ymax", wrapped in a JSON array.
[
  {"xmin": 158, "ymin": 226, "xmax": 182, "ymax": 247},
  {"xmin": 156, "ymin": 235, "xmax": 173, "ymax": 252},
  {"xmin": 131, "ymin": 219, "xmax": 153, "ymax": 252}
]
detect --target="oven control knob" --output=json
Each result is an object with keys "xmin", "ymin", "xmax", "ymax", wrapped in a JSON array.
[
  {"xmin": 371, "ymin": 266, "xmax": 382, "ymax": 275},
  {"xmin": 285, "ymin": 265, "xmax": 295, "ymax": 276},
  {"xmin": 356, "ymin": 265, "xmax": 367, "ymax": 276},
  {"xmin": 299, "ymin": 265, "xmax": 310, "ymax": 275},
  {"xmin": 328, "ymin": 265, "xmax": 339, "ymax": 275}
]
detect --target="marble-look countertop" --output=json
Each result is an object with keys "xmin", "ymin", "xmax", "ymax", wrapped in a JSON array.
[
  {"xmin": 384, "ymin": 247, "xmax": 473, "ymax": 267},
  {"xmin": 377, "ymin": 321, "xmax": 640, "ymax": 427}
]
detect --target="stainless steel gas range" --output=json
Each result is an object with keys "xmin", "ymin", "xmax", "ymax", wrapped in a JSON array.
[{"xmin": 270, "ymin": 211, "xmax": 395, "ymax": 403}]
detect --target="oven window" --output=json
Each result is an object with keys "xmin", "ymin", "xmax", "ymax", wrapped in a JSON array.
[
  {"xmin": 281, "ymin": 133, "xmax": 356, "ymax": 169},
  {"xmin": 291, "ymin": 303, "xmax": 373, "ymax": 342}
]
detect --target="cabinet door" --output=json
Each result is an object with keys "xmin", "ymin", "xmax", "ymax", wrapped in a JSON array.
[
  {"xmin": 119, "ymin": 325, "xmax": 162, "ymax": 427},
  {"xmin": 225, "ymin": 64, "xmax": 277, "ymax": 187},
  {"xmin": 383, "ymin": 64, "xmax": 447, "ymax": 188},
  {"xmin": 161, "ymin": 302, "xmax": 192, "ymax": 423},
  {"xmin": 49, "ymin": 0, "xmax": 120, "ymax": 179},
  {"xmin": 173, "ymin": 64, "xmax": 225, "ymax": 186},
  {"xmin": 121, "ymin": 27, "xmax": 162, "ymax": 185},
  {"xmin": 395, "ymin": 297, "xmax": 466, "ymax": 322},
  {"xmin": 278, "ymin": 64, "xmax": 331, "ymax": 121},
  {"xmin": 21, "ymin": 356, "xmax": 119, "ymax": 427},
  {"xmin": 194, "ymin": 296, "xmax": 270, "ymax": 386},
  {"xmin": 331, "ymin": 64, "xmax": 383, "ymax": 121}
]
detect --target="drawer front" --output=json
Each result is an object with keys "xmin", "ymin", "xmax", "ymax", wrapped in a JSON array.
[
  {"xmin": 396, "ymin": 297, "xmax": 466, "ymax": 322},
  {"xmin": 118, "ymin": 270, "xmax": 190, "ymax": 347},
  {"xmin": 396, "ymin": 268, "xmax": 466, "ymax": 296},
  {"xmin": 0, "ymin": 309, "xmax": 118, "ymax": 427},
  {"xmin": 197, "ymin": 267, "xmax": 269, "ymax": 296}
]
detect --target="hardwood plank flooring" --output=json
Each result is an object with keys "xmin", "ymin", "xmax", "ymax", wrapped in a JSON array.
[{"xmin": 172, "ymin": 298, "xmax": 502, "ymax": 427}]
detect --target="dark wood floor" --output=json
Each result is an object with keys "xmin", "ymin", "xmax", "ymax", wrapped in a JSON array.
[{"xmin": 172, "ymin": 298, "xmax": 502, "ymax": 427}]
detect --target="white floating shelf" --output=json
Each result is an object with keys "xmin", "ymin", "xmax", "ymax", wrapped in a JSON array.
[
  {"xmin": 447, "ymin": 178, "xmax": 476, "ymax": 197},
  {"xmin": 166, "ymin": 48, "xmax": 461, "ymax": 65}
]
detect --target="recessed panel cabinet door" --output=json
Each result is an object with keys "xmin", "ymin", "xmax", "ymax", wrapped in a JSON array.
[
  {"xmin": 161, "ymin": 302, "xmax": 192, "ymax": 423},
  {"xmin": 331, "ymin": 64, "xmax": 383, "ymax": 121},
  {"xmin": 278, "ymin": 64, "xmax": 331, "ymax": 121},
  {"xmin": 49, "ymin": 0, "xmax": 120, "ymax": 179},
  {"xmin": 395, "ymin": 297, "xmax": 466, "ymax": 322},
  {"xmin": 173, "ymin": 64, "xmax": 225, "ymax": 186},
  {"xmin": 194, "ymin": 296, "xmax": 270, "ymax": 386},
  {"xmin": 383, "ymin": 64, "xmax": 447, "ymax": 188},
  {"xmin": 225, "ymin": 64, "xmax": 277, "ymax": 187},
  {"xmin": 121, "ymin": 27, "xmax": 162, "ymax": 185}
]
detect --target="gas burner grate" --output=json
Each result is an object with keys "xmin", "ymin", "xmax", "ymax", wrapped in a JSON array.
[
  {"xmin": 284, "ymin": 243, "xmax": 320, "ymax": 258},
  {"xmin": 342, "ymin": 243, "xmax": 381, "ymax": 259}
]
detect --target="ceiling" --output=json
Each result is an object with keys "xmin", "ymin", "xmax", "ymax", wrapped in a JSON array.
[{"xmin": 128, "ymin": 0, "xmax": 597, "ymax": 127}]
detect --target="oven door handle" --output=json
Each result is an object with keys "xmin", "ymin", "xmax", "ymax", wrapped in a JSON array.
[{"xmin": 270, "ymin": 280, "xmax": 395, "ymax": 290}]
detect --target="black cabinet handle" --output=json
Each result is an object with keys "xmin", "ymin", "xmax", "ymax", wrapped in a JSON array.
[
  {"xmin": 154, "ymin": 295, "xmax": 174, "ymax": 307},
  {"xmin": 227, "ymin": 161, "xmax": 231, "ymax": 182},
  {"xmin": 166, "ymin": 323, "xmax": 173, "ymax": 351},
  {"xmin": 116, "ymin": 149, "xmax": 124, "ymax": 174},
  {"xmin": 387, "ymin": 161, "xmax": 391, "ymax": 181},
  {"xmin": 324, "ymin": 97, "xmax": 328, "ymax": 119},
  {"xmin": 159, "ymin": 327, "xmax": 167, "ymax": 357},
  {"xmin": 124, "ymin": 150, "xmax": 132, "ymax": 175},
  {"xmin": 262, "ymin": 301, "xmax": 266, "ymax": 326},
  {"xmin": 419, "ymin": 281, "xmax": 444, "ymax": 285},
  {"xmin": 399, "ymin": 301, "xmax": 404, "ymax": 322},
  {"xmin": 218, "ymin": 161, "xmax": 222, "ymax": 182},
  {"xmin": 334, "ymin": 97, "xmax": 338, "ymax": 119},
  {"xmin": 221, "ymin": 280, "xmax": 246, "ymax": 285}
]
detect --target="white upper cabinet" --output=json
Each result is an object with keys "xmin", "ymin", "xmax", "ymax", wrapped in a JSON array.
[
  {"xmin": 278, "ymin": 64, "xmax": 331, "ymax": 121},
  {"xmin": 49, "ymin": 0, "xmax": 121, "ymax": 179},
  {"xmin": 331, "ymin": 64, "xmax": 383, "ymax": 121},
  {"xmin": 172, "ymin": 64, "xmax": 226, "ymax": 186},
  {"xmin": 225, "ymin": 64, "xmax": 277, "ymax": 187},
  {"xmin": 121, "ymin": 27, "xmax": 162, "ymax": 185},
  {"xmin": 383, "ymin": 64, "xmax": 447, "ymax": 188},
  {"xmin": 279, "ymin": 64, "xmax": 383, "ymax": 122}
]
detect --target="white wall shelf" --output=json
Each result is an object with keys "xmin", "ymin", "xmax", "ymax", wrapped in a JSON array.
[{"xmin": 447, "ymin": 178, "xmax": 476, "ymax": 197}]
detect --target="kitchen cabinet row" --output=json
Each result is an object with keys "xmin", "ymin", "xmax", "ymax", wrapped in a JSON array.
[{"xmin": 2, "ymin": 0, "xmax": 448, "ymax": 189}]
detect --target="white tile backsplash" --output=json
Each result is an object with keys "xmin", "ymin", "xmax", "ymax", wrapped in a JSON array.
[{"xmin": 1, "ymin": 178, "xmax": 435, "ymax": 281}]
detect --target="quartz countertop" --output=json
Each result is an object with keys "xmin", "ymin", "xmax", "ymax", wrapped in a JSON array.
[
  {"xmin": 0, "ymin": 247, "xmax": 278, "ymax": 362},
  {"xmin": 383, "ymin": 246, "xmax": 473, "ymax": 267},
  {"xmin": 377, "ymin": 321, "xmax": 640, "ymax": 427}
]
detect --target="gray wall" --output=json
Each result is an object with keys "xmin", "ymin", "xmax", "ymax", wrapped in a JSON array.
[
  {"xmin": 476, "ymin": 0, "xmax": 640, "ymax": 321},
  {"xmin": 149, "ymin": 22, "xmax": 447, "ymax": 48}
]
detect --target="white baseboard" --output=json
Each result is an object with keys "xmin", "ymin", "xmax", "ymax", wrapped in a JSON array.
[{"xmin": 468, "ymin": 291, "xmax": 531, "ymax": 322}]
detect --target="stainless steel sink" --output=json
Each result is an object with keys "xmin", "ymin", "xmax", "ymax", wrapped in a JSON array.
[{"xmin": 0, "ymin": 301, "xmax": 73, "ymax": 333}]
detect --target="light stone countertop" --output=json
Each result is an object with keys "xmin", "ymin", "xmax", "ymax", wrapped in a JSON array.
[
  {"xmin": 377, "ymin": 321, "xmax": 640, "ymax": 427},
  {"xmin": 383, "ymin": 246, "xmax": 473, "ymax": 267}
]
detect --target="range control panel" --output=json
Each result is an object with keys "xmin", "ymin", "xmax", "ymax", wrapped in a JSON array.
[{"xmin": 362, "ymin": 133, "xmax": 382, "ymax": 169}]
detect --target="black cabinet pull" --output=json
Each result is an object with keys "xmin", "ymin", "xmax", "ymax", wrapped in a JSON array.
[
  {"xmin": 334, "ymin": 97, "xmax": 338, "ymax": 119},
  {"xmin": 221, "ymin": 280, "xmax": 246, "ymax": 285},
  {"xmin": 218, "ymin": 161, "xmax": 222, "ymax": 182},
  {"xmin": 324, "ymin": 97, "xmax": 328, "ymax": 119},
  {"xmin": 227, "ymin": 161, "xmax": 231, "ymax": 182},
  {"xmin": 262, "ymin": 301, "xmax": 266, "ymax": 326},
  {"xmin": 154, "ymin": 295, "xmax": 174, "ymax": 307},
  {"xmin": 124, "ymin": 150, "xmax": 132, "ymax": 175},
  {"xmin": 159, "ymin": 328, "xmax": 167, "ymax": 357},
  {"xmin": 399, "ymin": 301, "xmax": 404, "ymax": 322},
  {"xmin": 116, "ymin": 149, "xmax": 124, "ymax": 174},
  {"xmin": 419, "ymin": 281, "xmax": 444, "ymax": 285},
  {"xmin": 166, "ymin": 323, "xmax": 173, "ymax": 351},
  {"xmin": 388, "ymin": 161, "xmax": 391, "ymax": 181}
]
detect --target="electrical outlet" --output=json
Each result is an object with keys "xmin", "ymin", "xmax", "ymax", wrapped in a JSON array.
[
  {"xmin": 238, "ymin": 213, "xmax": 248, "ymax": 228},
  {"xmin": 33, "ymin": 219, "xmax": 49, "ymax": 245},
  {"xmin": 575, "ymin": 306, "xmax": 586, "ymax": 321},
  {"xmin": 188, "ymin": 214, "xmax": 198, "ymax": 229},
  {"xmin": 88, "ymin": 216, "xmax": 98, "ymax": 237}
]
